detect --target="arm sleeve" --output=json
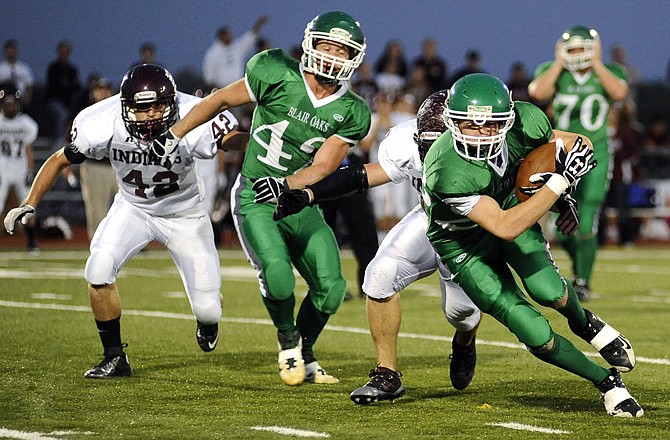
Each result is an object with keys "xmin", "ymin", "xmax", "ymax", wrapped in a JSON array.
[{"xmin": 308, "ymin": 163, "xmax": 369, "ymax": 202}]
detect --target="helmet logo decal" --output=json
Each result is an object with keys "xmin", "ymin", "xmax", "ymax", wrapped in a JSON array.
[
  {"xmin": 329, "ymin": 27, "xmax": 351, "ymax": 41},
  {"xmin": 134, "ymin": 91, "xmax": 158, "ymax": 102},
  {"xmin": 467, "ymin": 105, "xmax": 493, "ymax": 124}
]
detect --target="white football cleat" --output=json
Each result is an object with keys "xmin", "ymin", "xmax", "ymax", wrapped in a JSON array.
[{"xmin": 305, "ymin": 361, "xmax": 339, "ymax": 384}]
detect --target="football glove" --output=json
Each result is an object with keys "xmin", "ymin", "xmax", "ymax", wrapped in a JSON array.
[
  {"xmin": 273, "ymin": 189, "xmax": 312, "ymax": 221},
  {"xmin": 151, "ymin": 128, "xmax": 181, "ymax": 158},
  {"xmin": 555, "ymin": 195, "xmax": 579, "ymax": 236},
  {"xmin": 4, "ymin": 204, "xmax": 35, "ymax": 234},
  {"xmin": 251, "ymin": 177, "xmax": 286, "ymax": 204},
  {"xmin": 554, "ymin": 137, "xmax": 597, "ymax": 189}
]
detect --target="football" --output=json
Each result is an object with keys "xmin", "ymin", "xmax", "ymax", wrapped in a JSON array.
[{"xmin": 515, "ymin": 142, "xmax": 556, "ymax": 203}]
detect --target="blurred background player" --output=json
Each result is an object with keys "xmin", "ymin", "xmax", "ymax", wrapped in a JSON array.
[
  {"xmin": 529, "ymin": 26, "xmax": 629, "ymax": 300},
  {"xmin": 4, "ymin": 64, "xmax": 246, "ymax": 379},
  {"xmin": 0, "ymin": 83, "xmax": 39, "ymax": 250}
]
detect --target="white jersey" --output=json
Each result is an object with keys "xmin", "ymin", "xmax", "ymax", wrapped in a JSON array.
[
  {"xmin": 0, "ymin": 112, "xmax": 38, "ymax": 170},
  {"xmin": 377, "ymin": 117, "xmax": 422, "ymax": 191},
  {"xmin": 70, "ymin": 92, "xmax": 238, "ymax": 216},
  {"xmin": 0, "ymin": 112, "xmax": 38, "ymax": 210}
]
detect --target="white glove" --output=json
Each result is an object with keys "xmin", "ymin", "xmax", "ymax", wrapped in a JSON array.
[
  {"xmin": 4, "ymin": 204, "xmax": 35, "ymax": 234},
  {"xmin": 151, "ymin": 129, "xmax": 181, "ymax": 158}
]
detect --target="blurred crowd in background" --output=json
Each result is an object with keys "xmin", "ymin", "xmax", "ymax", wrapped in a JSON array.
[{"xmin": 1, "ymin": 15, "xmax": 670, "ymax": 252}]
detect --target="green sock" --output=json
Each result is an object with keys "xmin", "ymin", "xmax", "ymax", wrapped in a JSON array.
[
  {"xmin": 556, "ymin": 281, "xmax": 588, "ymax": 333},
  {"xmin": 575, "ymin": 235, "xmax": 597, "ymax": 283},
  {"xmin": 262, "ymin": 295, "xmax": 296, "ymax": 334},
  {"xmin": 296, "ymin": 294, "xmax": 330, "ymax": 362},
  {"xmin": 531, "ymin": 333, "xmax": 608, "ymax": 383}
]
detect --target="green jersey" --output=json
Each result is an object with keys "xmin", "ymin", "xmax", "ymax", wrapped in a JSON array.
[
  {"xmin": 241, "ymin": 49, "xmax": 371, "ymax": 179},
  {"xmin": 422, "ymin": 101, "xmax": 552, "ymax": 268},
  {"xmin": 534, "ymin": 61, "xmax": 627, "ymax": 155}
]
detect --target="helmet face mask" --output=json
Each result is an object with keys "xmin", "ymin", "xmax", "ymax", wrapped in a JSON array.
[
  {"xmin": 301, "ymin": 11, "xmax": 365, "ymax": 82},
  {"xmin": 120, "ymin": 64, "xmax": 178, "ymax": 143},
  {"xmin": 560, "ymin": 26, "xmax": 599, "ymax": 71},
  {"xmin": 0, "ymin": 83, "xmax": 21, "ymax": 117},
  {"xmin": 443, "ymin": 73, "xmax": 515, "ymax": 161},
  {"xmin": 414, "ymin": 89, "xmax": 448, "ymax": 162}
]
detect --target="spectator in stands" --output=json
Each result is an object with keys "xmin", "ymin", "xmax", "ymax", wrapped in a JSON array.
[
  {"xmin": 351, "ymin": 61, "xmax": 378, "ymax": 109},
  {"xmin": 0, "ymin": 39, "xmax": 34, "ymax": 106},
  {"xmin": 404, "ymin": 65, "xmax": 432, "ymax": 110},
  {"xmin": 45, "ymin": 40, "xmax": 81, "ymax": 152},
  {"xmin": 130, "ymin": 42, "xmax": 161, "ymax": 70},
  {"xmin": 412, "ymin": 38, "xmax": 447, "ymax": 92},
  {"xmin": 202, "ymin": 15, "xmax": 269, "ymax": 92},
  {"xmin": 449, "ymin": 49, "xmax": 486, "ymax": 86},
  {"xmin": 506, "ymin": 62, "xmax": 532, "ymax": 102},
  {"xmin": 375, "ymin": 59, "xmax": 406, "ymax": 95},
  {"xmin": 601, "ymin": 102, "xmax": 643, "ymax": 246},
  {"xmin": 374, "ymin": 40, "xmax": 408, "ymax": 79},
  {"xmin": 643, "ymin": 115, "xmax": 669, "ymax": 150}
]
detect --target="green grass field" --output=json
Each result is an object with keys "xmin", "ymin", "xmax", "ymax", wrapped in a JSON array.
[{"xmin": 1, "ymin": 246, "xmax": 669, "ymax": 439}]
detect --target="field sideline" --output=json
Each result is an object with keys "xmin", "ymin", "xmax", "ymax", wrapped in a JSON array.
[{"xmin": 1, "ymin": 247, "xmax": 669, "ymax": 439}]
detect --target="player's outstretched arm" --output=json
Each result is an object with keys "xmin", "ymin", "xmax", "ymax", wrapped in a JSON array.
[{"xmin": 273, "ymin": 162, "xmax": 391, "ymax": 220}]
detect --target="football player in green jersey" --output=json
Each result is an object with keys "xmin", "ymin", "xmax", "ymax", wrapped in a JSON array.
[
  {"xmin": 529, "ymin": 26, "xmax": 629, "ymax": 300},
  {"xmin": 423, "ymin": 73, "xmax": 642, "ymax": 417},
  {"xmin": 153, "ymin": 11, "xmax": 371, "ymax": 386}
]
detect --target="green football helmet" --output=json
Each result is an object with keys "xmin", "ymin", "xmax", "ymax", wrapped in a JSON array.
[
  {"xmin": 560, "ymin": 25, "xmax": 599, "ymax": 71},
  {"xmin": 443, "ymin": 73, "xmax": 515, "ymax": 161},
  {"xmin": 301, "ymin": 11, "xmax": 366, "ymax": 82}
]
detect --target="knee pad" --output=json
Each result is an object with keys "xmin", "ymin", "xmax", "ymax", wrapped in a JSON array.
[
  {"xmin": 190, "ymin": 289, "xmax": 222, "ymax": 324},
  {"xmin": 526, "ymin": 335, "xmax": 554, "ymax": 355},
  {"xmin": 263, "ymin": 258, "xmax": 295, "ymax": 301},
  {"xmin": 85, "ymin": 252, "xmax": 117, "ymax": 285},
  {"xmin": 446, "ymin": 307, "xmax": 481, "ymax": 333},
  {"xmin": 363, "ymin": 256, "xmax": 399, "ymax": 300},
  {"xmin": 312, "ymin": 277, "xmax": 347, "ymax": 315}
]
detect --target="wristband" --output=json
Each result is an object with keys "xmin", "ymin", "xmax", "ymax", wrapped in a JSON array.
[{"xmin": 545, "ymin": 174, "xmax": 570, "ymax": 196}]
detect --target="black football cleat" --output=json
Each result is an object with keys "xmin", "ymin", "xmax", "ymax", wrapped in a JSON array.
[
  {"xmin": 595, "ymin": 368, "xmax": 644, "ymax": 417},
  {"xmin": 84, "ymin": 354, "xmax": 132, "ymax": 379},
  {"xmin": 449, "ymin": 334, "xmax": 476, "ymax": 390},
  {"xmin": 350, "ymin": 366, "xmax": 405, "ymax": 405},
  {"xmin": 575, "ymin": 309, "xmax": 636, "ymax": 372},
  {"xmin": 196, "ymin": 321, "xmax": 219, "ymax": 352}
]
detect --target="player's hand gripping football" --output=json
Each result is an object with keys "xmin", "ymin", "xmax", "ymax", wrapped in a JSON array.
[
  {"xmin": 554, "ymin": 136, "xmax": 596, "ymax": 189},
  {"xmin": 273, "ymin": 188, "xmax": 312, "ymax": 221},
  {"xmin": 4, "ymin": 204, "xmax": 35, "ymax": 234},
  {"xmin": 151, "ymin": 128, "xmax": 181, "ymax": 158},
  {"xmin": 251, "ymin": 176, "xmax": 286, "ymax": 204},
  {"xmin": 554, "ymin": 194, "xmax": 579, "ymax": 235}
]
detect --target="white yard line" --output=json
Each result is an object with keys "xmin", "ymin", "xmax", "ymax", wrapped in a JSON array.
[
  {"xmin": 486, "ymin": 422, "xmax": 570, "ymax": 434},
  {"xmin": 250, "ymin": 426, "xmax": 329, "ymax": 438},
  {"xmin": 0, "ymin": 300, "xmax": 668, "ymax": 367}
]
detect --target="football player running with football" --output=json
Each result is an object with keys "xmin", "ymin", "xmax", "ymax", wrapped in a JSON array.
[
  {"xmin": 152, "ymin": 11, "xmax": 371, "ymax": 386},
  {"xmin": 528, "ymin": 26, "xmax": 629, "ymax": 301},
  {"xmin": 4, "ymin": 64, "xmax": 247, "ymax": 378},
  {"xmin": 422, "ymin": 73, "xmax": 641, "ymax": 417},
  {"xmin": 273, "ymin": 91, "xmax": 483, "ymax": 403}
]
